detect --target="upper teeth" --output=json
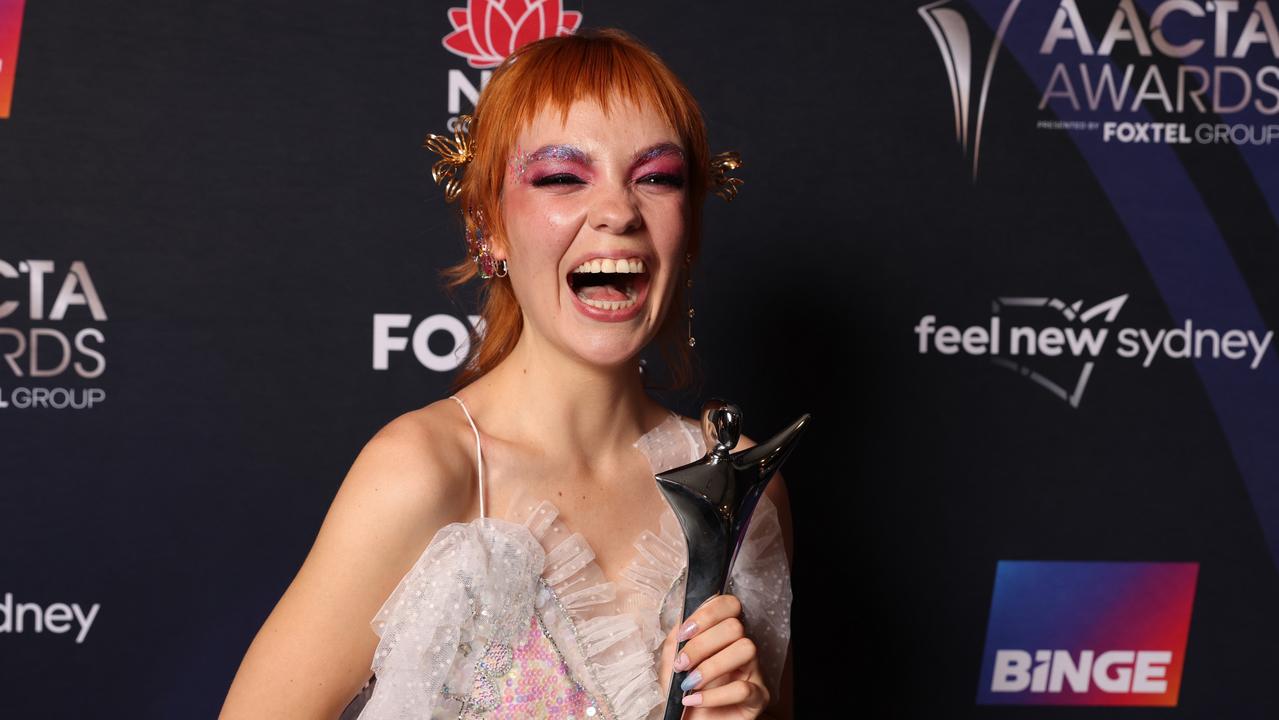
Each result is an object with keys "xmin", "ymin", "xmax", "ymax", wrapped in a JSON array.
[{"xmin": 572, "ymin": 257, "xmax": 646, "ymax": 274}]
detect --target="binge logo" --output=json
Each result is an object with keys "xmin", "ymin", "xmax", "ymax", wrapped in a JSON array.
[
  {"xmin": 0, "ymin": 0, "xmax": 26, "ymax": 119},
  {"xmin": 977, "ymin": 561, "xmax": 1198, "ymax": 706}
]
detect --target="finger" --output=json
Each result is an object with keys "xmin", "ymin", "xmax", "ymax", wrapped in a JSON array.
[
  {"xmin": 674, "ymin": 593, "xmax": 742, "ymax": 643},
  {"xmin": 674, "ymin": 616, "xmax": 744, "ymax": 673},
  {"xmin": 682, "ymin": 678, "xmax": 769, "ymax": 710},
  {"xmin": 680, "ymin": 636, "xmax": 756, "ymax": 693},
  {"xmin": 656, "ymin": 629, "xmax": 678, "ymax": 680}
]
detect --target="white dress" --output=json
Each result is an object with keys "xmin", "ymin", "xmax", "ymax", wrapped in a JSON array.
[{"xmin": 350, "ymin": 395, "xmax": 792, "ymax": 720}]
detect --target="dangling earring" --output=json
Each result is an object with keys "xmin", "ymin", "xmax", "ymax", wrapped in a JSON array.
[
  {"xmin": 685, "ymin": 252, "xmax": 696, "ymax": 348},
  {"xmin": 467, "ymin": 208, "xmax": 508, "ymax": 280}
]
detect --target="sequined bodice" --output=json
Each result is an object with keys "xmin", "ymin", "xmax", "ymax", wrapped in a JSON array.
[
  {"xmin": 350, "ymin": 405, "xmax": 792, "ymax": 720},
  {"xmin": 464, "ymin": 612, "xmax": 597, "ymax": 718}
]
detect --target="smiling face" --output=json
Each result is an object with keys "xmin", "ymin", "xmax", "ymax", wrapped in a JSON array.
[{"xmin": 496, "ymin": 97, "xmax": 690, "ymax": 369}]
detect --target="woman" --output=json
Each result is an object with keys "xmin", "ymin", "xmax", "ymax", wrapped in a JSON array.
[{"xmin": 221, "ymin": 29, "xmax": 793, "ymax": 720}]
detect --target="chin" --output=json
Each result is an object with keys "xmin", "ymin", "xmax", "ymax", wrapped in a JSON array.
[{"xmin": 567, "ymin": 332, "xmax": 650, "ymax": 370}]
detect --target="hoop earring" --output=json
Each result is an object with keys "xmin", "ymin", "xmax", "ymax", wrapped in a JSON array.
[{"xmin": 685, "ymin": 252, "xmax": 696, "ymax": 348}]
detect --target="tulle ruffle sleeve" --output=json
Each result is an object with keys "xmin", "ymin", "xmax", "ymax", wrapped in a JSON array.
[
  {"xmin": 728, "ymin": 492, "xmax": 792, "ymax": 704},
  {"xmin": 357, "ymin": 519, "xmax": 545, "ymax": 719}
]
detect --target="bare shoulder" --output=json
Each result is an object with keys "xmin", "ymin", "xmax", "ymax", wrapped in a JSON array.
[
  {"xmin": 339, "ymin": 397, "xmax": 478, "ymax": 535},
  {"xmin": 219, "ymin": 397, "xmax": 477, "ymax": 719}
]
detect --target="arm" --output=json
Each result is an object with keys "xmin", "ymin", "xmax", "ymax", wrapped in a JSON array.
[{"xmin": 220, "ymin": 407, "xmax": 473, "ymax": 719}]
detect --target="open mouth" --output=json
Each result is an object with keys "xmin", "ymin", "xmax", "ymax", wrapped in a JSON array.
[{"xmin": 566, "ymin": 257, "xmax": 650, "ymax": 312}]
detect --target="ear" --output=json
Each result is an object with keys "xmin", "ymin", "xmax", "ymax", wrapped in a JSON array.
[
  {"xmin": 490, "ymin": 232, "xmax": 510, "ymax": 261},
  {"xmin": 488, "ymin": 199, "xmax": 511, "ymax": 260}
]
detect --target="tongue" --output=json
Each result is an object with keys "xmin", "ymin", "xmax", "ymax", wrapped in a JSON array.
[{"xmin": 577, "ymin": 282, "xmax": 629, "ymax": 302}]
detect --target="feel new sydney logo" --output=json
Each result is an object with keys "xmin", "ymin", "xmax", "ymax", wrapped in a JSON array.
[{"xmin": 913, "ymin": 294, "xmax": 1276, "ymax": 408}]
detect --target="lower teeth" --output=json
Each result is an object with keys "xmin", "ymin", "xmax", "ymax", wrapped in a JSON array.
[{"xmin": 577, "ymin": 290, "xmax": 637, "ymax": 311}]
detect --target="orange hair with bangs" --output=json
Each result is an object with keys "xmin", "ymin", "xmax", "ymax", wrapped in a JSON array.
[{"xmin": 442, "ymin": 28, "xmax": 709, "ymax": 392}]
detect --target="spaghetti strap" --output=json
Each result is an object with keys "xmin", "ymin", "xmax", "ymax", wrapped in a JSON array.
[{"xmin": 448, "ymin": 395, "xmax": 486, "ymax": 519}]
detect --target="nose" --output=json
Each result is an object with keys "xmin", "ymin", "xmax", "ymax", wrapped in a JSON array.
[{"xmin": 587, "ymin": 183, "xmax": 643, "ymax": 235}]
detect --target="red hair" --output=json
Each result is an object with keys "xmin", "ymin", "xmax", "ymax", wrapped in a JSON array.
[{"xmin": 440, "ymin": 28, "xmax": 709, "ymax": 391}]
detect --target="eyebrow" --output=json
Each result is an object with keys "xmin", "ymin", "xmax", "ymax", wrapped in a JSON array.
[
  {"xmin": 632, "ymin": 143, "xmax": 684, "ymax": 166},
  {"xmin": 522, "ymin": 142, "xmax": 685, "ymax": 166},
  {"xmin": 524, "ymin": 144, "xmax": 589, "ymax": 164}
]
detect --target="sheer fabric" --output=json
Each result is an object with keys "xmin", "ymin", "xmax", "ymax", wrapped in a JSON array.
[{"xmin": 352, "ymin": 408, "xmax": 792, "ymax": 720}]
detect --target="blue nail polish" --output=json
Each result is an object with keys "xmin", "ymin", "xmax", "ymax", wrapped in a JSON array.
[{"xmin": 680, "ymin": 669, "xmax": 702, "ymax": 692}]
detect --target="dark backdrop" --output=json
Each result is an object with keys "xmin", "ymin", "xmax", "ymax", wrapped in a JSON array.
[{"xmin": 2, "ymin": 1, "xmax": 1278, "ymax": 717}]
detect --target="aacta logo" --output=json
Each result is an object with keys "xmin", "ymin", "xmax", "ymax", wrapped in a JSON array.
[
  {"xmin": 0, "ymin": 0, "xmax": 28, "ymax": 119},
  {"xmin": 918, "ymin": 0, "xmax": 1022, "ymax": 180},
  {"xmin": 442, "ymin": 0, "xmax": 582, "ymax": 69},
  {"xmin": 978, "ymin": 561, "xmax": 1198, "ymax": 706},
  {"xmin": 920, "ymin": 1, "xmax": 1279, "ymax": 176}
]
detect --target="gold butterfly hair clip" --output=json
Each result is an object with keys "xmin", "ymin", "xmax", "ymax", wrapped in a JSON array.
[
  {"xmin": 709, "ymin": 150, "xmax": 744, "ymax": 202},
  {"xmin": 423, "ymin": 114, "xmax": 474, "ymax": 203}
]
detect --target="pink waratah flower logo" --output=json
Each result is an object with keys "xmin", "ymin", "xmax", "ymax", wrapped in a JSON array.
[{"xmin": 443, "ymin": 0, "xmax": 583, "ymax": 69}]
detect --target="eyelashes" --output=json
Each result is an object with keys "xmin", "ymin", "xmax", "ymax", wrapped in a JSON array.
[
  {"xmin": 639, "ymin": 173, "xmax": 685, "ymax": 188},
  {"xmin": 530, "ymin": 173, "xmax": 584, "ymax": 187},
  {"xmin": 529, "ymin": 173, "xmax": 685, "ymax": 189}
]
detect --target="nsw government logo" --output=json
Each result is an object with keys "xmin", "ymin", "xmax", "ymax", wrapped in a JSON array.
[
  {"xmin": 443, "ymin": 0, "xmax": 581, "ymax": 68},
  {"xmin": 978, "ymin": 561, "xmax": 1198, "ymax": 706},
  {"xmin": 441, "ymin": 1, "xmax": 582, "ymax": 127}
]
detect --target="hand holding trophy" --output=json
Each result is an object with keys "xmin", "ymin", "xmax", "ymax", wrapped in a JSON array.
[{"xmin": 656, "ymin": 400, "xmax": 810, "ymax": 719}]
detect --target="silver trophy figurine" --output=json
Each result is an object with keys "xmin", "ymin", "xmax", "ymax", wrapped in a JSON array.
[{"xmin": 656, "ymin": 399, "xmax": 810, "ymax": 719}]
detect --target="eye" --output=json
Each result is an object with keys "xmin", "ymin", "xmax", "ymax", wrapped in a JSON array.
[
  {"xmin": 638, "ymin": 173, "xmax": 685, "ymax": 188},
  {"xmin": 531, "ymin": 173, "xmax": 585, "ymax": 187}
]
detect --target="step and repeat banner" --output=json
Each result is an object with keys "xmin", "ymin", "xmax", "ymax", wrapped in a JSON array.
[{"xmin": 3, "ymin": 1, "xmax": 1279, "ymax": 717}]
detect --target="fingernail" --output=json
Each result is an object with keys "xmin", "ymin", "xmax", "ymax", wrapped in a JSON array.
[
  {"xmin": 681, "ymin": 692, "xmax": 703, "ymax": 707},
  {"xmin": 673, "ymin": 652, "xmax": 689, "ymax": 671},
  {"xmin": 677, "ymin": 620, "xmax": 698, "ymax": 642},
  {"xmin": 680, "ymin": 669, "xmax": 702, "ymax": 692}
]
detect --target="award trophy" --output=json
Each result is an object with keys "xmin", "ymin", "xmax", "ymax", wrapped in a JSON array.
[{"xmin": 656, "ymin": 400, "xmax": 810, "ymax": 719}]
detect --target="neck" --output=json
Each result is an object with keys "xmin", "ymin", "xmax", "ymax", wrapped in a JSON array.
[{"xmin": 459, "ymin": 323, "xmax": 660, "ymax": 465}]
